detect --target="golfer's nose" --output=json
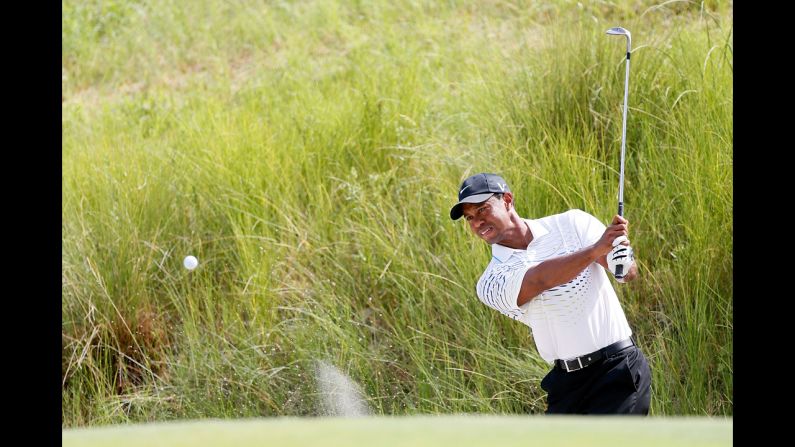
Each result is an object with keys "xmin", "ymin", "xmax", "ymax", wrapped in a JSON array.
[{"xmin": 472, "ymin": 218, "xmax": 484, "ymax": 230}]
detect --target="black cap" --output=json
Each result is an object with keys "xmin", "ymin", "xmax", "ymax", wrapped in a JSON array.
[{"xmin": 450, "ymin": 173, "xmax": 511, "ymax": 220}]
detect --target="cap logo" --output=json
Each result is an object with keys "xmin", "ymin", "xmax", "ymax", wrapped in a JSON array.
[
  {"xmin": 459, "ymin": 185, "xmax": 471, "ymax": 195},
  {"xmin": 498, "ymin": 183, "xmax": 506, "ymax": 191}
]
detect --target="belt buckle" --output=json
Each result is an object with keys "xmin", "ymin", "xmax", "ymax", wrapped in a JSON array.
[{"xmin": 564, "ymin": 357, "xmax": 583, "ymax": 372}]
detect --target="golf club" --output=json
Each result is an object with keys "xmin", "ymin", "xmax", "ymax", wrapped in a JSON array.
[
  {"xmin": 606, "ymin": 26, "xmax": 634, "ymax": 281},
  {"xmin": 606, "ymin": 26, "xmax": 631, "ymax": 217}
]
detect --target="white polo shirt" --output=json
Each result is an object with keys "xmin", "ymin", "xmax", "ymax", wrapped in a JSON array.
[{"xmin": 475, "ymin": 209, "xmax": 632, "ymax": 363}]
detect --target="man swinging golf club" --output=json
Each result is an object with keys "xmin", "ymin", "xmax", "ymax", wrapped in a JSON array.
[{"xmin": 448, "ymin": 28, "xmax": 651, "ymax": 414}]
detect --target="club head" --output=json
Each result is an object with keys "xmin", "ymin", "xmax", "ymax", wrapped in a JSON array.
[
  {"xmin": 606, "ymin": 27, "xmax": 630, "ymax": 37},
  {"xmin": 606, "ymin": 27, "xmax": 631, "ymax": 53}
]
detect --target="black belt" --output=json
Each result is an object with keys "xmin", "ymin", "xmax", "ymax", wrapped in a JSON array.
[{"xmin": 555, "ymin": 338, "xmax": 635, "ymax": 372}]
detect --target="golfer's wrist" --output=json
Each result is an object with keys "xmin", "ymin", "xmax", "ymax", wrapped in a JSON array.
[{"xmin": 585, "ymin": 244, "xmax": 605, "ymax": 264}]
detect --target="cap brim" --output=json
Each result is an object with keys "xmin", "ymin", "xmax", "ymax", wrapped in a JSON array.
[{"xmin": 449, "ymin": 193, "xmax": 495, "ymax": 220}]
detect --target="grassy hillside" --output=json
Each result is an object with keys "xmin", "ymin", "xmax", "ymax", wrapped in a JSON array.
[{"xmin": 62, "ymin": 0, "xmax": 733, "ymax": 426}]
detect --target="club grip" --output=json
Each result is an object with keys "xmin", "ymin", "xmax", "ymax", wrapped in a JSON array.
[{"xmin": 617, "ymin": 202, "xmax": 623, "ymax": 217}]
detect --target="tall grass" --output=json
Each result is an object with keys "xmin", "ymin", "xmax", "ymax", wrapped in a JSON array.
[{"xmin": 62, "ymin": 0, "xmax": 732, "ymax": 426}]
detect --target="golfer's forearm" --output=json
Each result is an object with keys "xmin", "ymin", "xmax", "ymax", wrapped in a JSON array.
[{"xmin": 517, "ymin": 245, "xmax": 601, "ymax": 306}]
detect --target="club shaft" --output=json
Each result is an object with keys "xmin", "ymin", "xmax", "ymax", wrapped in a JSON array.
[{"xmin": 618, "ymin": 51, "xmax": 630, "ymax": 217}]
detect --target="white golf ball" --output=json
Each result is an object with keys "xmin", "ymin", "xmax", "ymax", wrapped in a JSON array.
[{"xmin": 183, "ymin": 255, "xmax": 199, "ymax": 270}]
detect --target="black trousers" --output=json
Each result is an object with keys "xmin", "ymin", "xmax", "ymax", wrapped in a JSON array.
[{"xmin": 540, "ymin": 345, "xmax": 651, "ymax": 414}]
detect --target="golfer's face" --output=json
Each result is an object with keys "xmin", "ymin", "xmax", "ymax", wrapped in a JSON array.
[{"xmin": 461, "ymin": 196, "xmax": 510, "ymax": 244}]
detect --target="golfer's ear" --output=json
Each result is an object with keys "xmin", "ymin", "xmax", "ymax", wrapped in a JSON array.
[{"xmin": 503, "ymin": 192, "xmax": 514, "ymax": 209}]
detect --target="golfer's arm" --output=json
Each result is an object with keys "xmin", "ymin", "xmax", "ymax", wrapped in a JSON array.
[
  {"xmin": 516, "ymin": 245, "xmax": 602, "ymax": 306},
  {"xmin": 596, "ymin": 255, "xmax": 609, "ymax": 270}
]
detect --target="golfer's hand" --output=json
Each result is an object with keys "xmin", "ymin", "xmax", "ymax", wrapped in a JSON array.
[
  {"xmin": 619, "ymin": 260, "xmax": 638, "ymax": 282},
  {"xmin": 608, "ymin": 239, "xmax": 635, "ymax": 282},
  {"xmin": 595, "ymin": 215, "xmax": 629, "ymax": 256},
  {"xmin": 606, "ymin": 215, "xmax": 635, "ymax": 282}
]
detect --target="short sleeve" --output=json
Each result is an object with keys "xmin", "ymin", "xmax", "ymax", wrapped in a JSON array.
[
  {"xmin": 569, "ymin": 209, "xmax": 606, "ymax": 247},
  {"xmin": 476, "ymin": 260, "xmax": 533, "ymax": 321}
]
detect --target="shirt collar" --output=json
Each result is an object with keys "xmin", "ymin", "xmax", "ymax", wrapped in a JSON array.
[{"xmin": 491, "ymin": 218, "xmax": 549, "ymax": 262}]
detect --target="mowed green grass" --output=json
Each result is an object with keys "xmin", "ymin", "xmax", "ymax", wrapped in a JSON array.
[{"xmin": 63, "ymin": 416, "xmax": 732, "ymax": 447}]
